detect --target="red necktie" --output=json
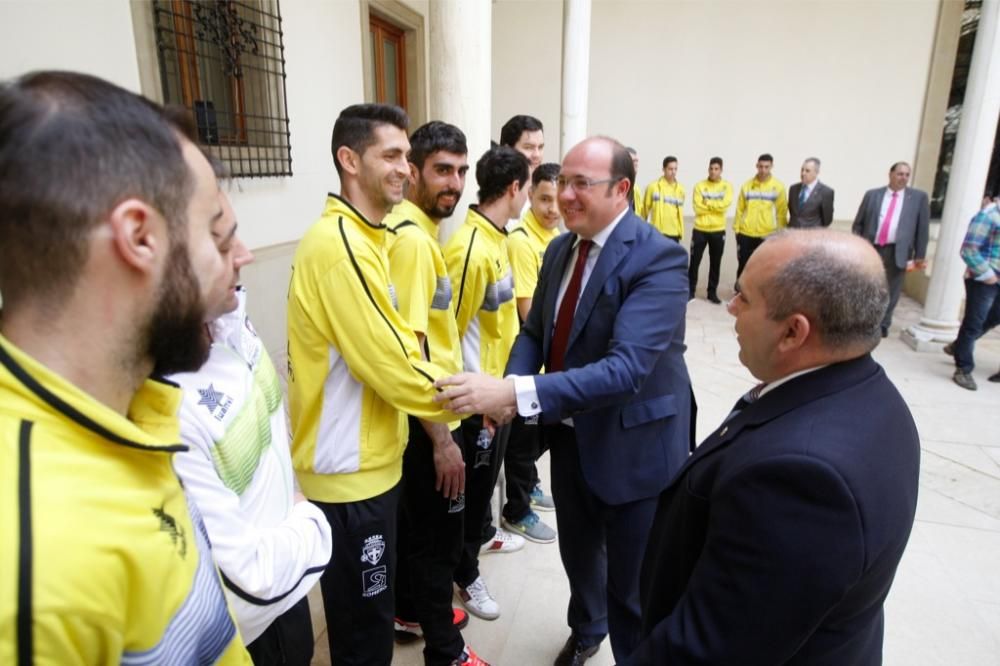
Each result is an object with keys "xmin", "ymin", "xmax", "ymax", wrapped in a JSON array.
[
  {"xmin": 877, "ymin": 192, "xmax": 898, "ymax": 246},
  {"xmin": 549, "ymin": 240, "xmax": 593, "ymax": 372}
]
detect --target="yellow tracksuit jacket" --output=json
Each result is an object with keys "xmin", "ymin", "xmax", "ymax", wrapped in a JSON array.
[
  {"xmin": 735, "ymin": 176, "xmax": 788, "ymax": 238},
  {"xmin": 0, "ymin": 334, "xmax": 249, "ymax": 666},
  {"xmin": 692, "ymin": 179, "xmax": 734, "ymax": 233},
  {"xmin": 443, "ymin": 206, "xmax": 519, "ymax": 379},
  {"xmin": 508, "ymin": 207, "xmax": 560, "ymax": 302},
  {"xmin": 643, "ymin": 177, "xmax": 686, "ymax": 238},
  {"xmin": 287, "ymin": 194, "xmax": 457, "ymax": 503}
]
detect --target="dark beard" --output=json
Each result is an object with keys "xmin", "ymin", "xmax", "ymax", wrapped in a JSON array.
[
  {"xmin": 147, "ymin": 241, "xmax": 209, "ymax": 376},
  {"xmin": 420, "ymin": 186, "xmax": 461, "ymax": 219}
]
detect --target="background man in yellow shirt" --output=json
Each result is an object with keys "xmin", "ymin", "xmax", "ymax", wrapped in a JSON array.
[
  {"xmin": 690, "ymin": 157, "xmax": 733, "ymax": 303},
  {"xmin": 643, "ymin": 156, "xmax": 686, "ymax": 242}
]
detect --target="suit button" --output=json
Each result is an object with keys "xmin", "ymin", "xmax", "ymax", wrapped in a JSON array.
[{"xmin": 531, "ymin": 402, "xmax": 538, "ymax": 409}]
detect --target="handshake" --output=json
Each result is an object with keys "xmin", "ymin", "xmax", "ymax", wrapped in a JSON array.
[{"xmin": 434, "ymin": 372, "xmax": 520, "ymax": 425}]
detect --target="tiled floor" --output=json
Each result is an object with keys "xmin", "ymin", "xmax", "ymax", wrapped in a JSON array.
[{"xmin": 308, "ymin": 293, "xmax": 1000, "ymax": 665}]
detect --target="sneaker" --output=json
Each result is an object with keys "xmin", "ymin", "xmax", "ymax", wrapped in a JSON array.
[
  {"xmin": 453, "ymin": 644, "xmax": 490, "ymax": 666},
  {"xmin": 989, "ymin": 369, "xmax": 1000, "ymax": 383},
  {"xmin": 502, "ymin": 512, "xmax": 557, "ymax": 544},
  {"xmin": 394, "ymin": 608, "xmax": 470, "ymax": 644},
  {"xmin": 530, "ymin": 484, "xmax": 555, "ymax": 511},
  {"xmin": 458, "ymin": 576, "xmax": 500, "ymax": 620},
  {"xmin": 953, "ymin": 369, "xmax": 978, "ymax": 391},
  {"xmin": 479, "ymin": 528, "xmax": 525, "ymax": 555},
  {"xmin": 943, "ymin": 341, "xmax": 955, "ymax": 356}
]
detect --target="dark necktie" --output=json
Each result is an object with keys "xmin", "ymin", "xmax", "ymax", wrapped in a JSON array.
[
  {"xmin": 548, "ymin": 240, "xmax": 593, "ymax": 372},
  {"xmin": 799, "ymin": 185, "xmax": 808, "ymax": 207},
  {"xmin": 724, "ymin": 382, "xmax": 767, "ymax": 423}
]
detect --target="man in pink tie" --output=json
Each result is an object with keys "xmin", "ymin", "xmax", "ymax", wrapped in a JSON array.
[{"xmin": 852, "ymin": 161, "xmax": 930, "ymax": 337}]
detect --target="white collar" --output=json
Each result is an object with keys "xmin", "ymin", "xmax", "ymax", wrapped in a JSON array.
[{"xmin": 574, "ymin": 206, "xmax": 629, "ymax": 250}]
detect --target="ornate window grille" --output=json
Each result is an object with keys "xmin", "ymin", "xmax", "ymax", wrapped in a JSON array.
[{"xmin": 153, "ymin": 0, "xmax": 292, "ymax": 178}]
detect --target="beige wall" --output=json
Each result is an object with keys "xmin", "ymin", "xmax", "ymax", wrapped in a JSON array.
[
  {"xmin": 491, "ymin": 0, "xmax": 941, "ymax": 221},
  {"xmin": 492, "ymin": 0, "xmax": 564, "ymax": 157}
]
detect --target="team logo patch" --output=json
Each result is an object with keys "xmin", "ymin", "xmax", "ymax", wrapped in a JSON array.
[
  {"xmin": 362, "ymin": 565, "xmax": 388, "ymax": 597},
  {"xmin": 197, "ymin": 383, "xmax": 233, "ymax": 421},
  {"xmin": 449, "ymin": 493, "xmax": 466, "ymax": 514},
  {"xmin": 360, "ymin": 534, "xmax": 385, "ymax": 566},
  {"xmin": 474, "ymin": 449, "xmax": 492, "ymax": 469},
  {"xmin": 153, "ymin": 503, "xmax": 187, "ymax": 558}
]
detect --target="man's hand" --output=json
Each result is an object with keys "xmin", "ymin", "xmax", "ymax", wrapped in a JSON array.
[
  {"xmin": 434, "ymin": 373, "xmax": 517, "ymax": 416},
  {"xmin": 432, "ymin": 437, "xmax": 465, "ymax": 500}
]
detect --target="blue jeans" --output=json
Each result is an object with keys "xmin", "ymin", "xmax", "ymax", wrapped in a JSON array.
[{"xmin": 954, "ymin": 278, "xmax": 1000, "ymax": 373}]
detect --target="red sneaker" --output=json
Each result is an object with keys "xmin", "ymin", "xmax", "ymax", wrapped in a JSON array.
[{"xmin": 453, "ymin": 644, "xmax": 490, "ymax": 666}]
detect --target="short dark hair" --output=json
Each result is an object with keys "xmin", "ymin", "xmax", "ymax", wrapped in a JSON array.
[
  {"xmin": 626, "ymin": 146, "xmax": 637, "ymax": 156},
  {"xmin": 331, "ymin": 103, "xmax": 409, "ymax": 176},
  {"xmin": 499, "ymin": 115, "xmax": 543, "ymax": 147},
  {"xmin": 532, "ymin": 162, "xmax": 560, "ymax": 187},
  {"xmin": 890, "ymin": 161, "xmax": 910, "ymax": 173},
  {"xmin": 710, "ymin": 156, "xmax": 723, "ymax": 168},
  {"xmin": 762, "ymin": 234, "xmax": 889, "ymax": 350},
  {"xmin": 757, "ymin": 153, "xmax": 774, "ymax": 164},
  {"xmin": 408, "ymin": 121, "xmax": 467, "ymax": 170},
  {"xmin": 0, "ymin": 70, "xmax": 193, "ymax": 310},
  {"xmin": 608, "ymin": 139, "xmax": 636, "ymax": 190},
  {"xmin": 662, "ymin": 156, "xmax": 678, "ymax": 168},
  {"xmin": 476, "ymin": 145, "xmax": 529, "ymax": 205}
]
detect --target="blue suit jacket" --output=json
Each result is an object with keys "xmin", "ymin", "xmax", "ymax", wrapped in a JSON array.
[
  {"xmin": 625, "ymin": 355, "xmax": 920, "ymax": 665},
  {"xmin": 505, "ymin": 210, "xmax": 693, "ymax": 506}
]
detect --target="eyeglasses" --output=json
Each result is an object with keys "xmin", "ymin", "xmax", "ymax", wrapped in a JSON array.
[{"xmin": 556, "ymin": 175, "xmax": 622, "ymax": 193}]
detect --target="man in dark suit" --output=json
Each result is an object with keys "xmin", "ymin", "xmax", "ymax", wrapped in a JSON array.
[
  {"xmin": 788, "ymin": 157, "xmax": 834, "ymax": 228},
  {"xmin": 625, "ymin": 229, "xmax": 920, "ymax": 666},
  {"xmin": 852, "ymin": 161, "xmax": 930, "ymax": 337},
  {"xmin": 435, "ymin": 137, "xmax": 693, "ymax": 665}
]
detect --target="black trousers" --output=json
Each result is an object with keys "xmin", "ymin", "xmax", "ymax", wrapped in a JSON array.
[
  {"xmin": 396, "ymin": 418, "xmax": 466, "ymax": 665},
  {"xmin": 877, "ymin": 243, "xmax": 906, "ymax": 330},
  {"xmin": 546, "ymin": 424, "xmax": 659, "ymax": 664},
  {"xmin": 454, "ymin": 414, "xmax": 510, "ymax": 588},
  {"xmin": 246, "ymin": 596, "xmax": 314, "ymax": 666},
  {"xmin": 689, "ymin": 229, "xmax": 725, "ymax": 296},
  {"xmin": 502, "ymin": 414, "xmax": 541, "ymax": 524},
  {"xmin": 735, "ymin": 233, "xmax": 766, "ymax": 281},
  {"xmin": 315, "ymin": 483, "xmax": 400, "ymax": 666}
]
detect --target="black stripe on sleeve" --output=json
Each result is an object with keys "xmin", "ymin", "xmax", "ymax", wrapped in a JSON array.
[
  {"xmin": 338, "ymin": 218, "xmax": 438, "ymax": 386},
  {"xmin": 221, "ymin": 564, "xmax": 327, "ymax": 606},
  {"xmin": 455, "ymin": 227, "xmax": 478, "ymax": 318},
  {"xmin": 17, "ymin": 420, "xmax": 34, "ymax": 666}
]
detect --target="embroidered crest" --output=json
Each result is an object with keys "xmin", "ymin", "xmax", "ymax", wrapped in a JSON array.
[
  {"xmin": 196, "ymin": 383, "xmax": 233, "ymax": 421},
  {"xmin": 360, "ymin": 534, "xmax": 386, "ymax": 566}
]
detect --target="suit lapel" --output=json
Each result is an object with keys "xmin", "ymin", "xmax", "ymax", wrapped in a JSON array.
[
  {"xmin": 665, "ymin": 356, "xmax": 882, "ymax": 487},
  {"xmin": 566, "ymin": 214, "xmax": 636, "ymax": 352},
  {"xmin": 542, "ymin": 234, "xmax": 576, "ymax": 363}
]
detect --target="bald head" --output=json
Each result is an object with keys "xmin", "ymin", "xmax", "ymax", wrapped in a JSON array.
[{"xmin": 757, "ymin": 230, "xmax": 888, "ymax": 352}]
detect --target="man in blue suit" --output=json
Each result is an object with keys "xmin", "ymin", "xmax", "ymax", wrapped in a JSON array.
[
  {"xmin": 436, "ymin": 136, "xmax": 693, "ymax": 665},
  {"xmin": 624, "ymin": 230, "xmax": 920, "ymax": 665}
]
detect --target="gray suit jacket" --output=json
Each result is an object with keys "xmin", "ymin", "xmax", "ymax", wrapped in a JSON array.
[
  {"xmin": 852, "ymin": 186, "xmax": 930, "ymax": 269},
  {"xmin": 788, "ymin": 181, "xmax": 834, "ymax": 228}
]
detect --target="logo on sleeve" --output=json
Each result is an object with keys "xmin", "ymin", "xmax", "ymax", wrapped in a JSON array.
[{"xmin": 197, "ymin": 384, "xmax": 233, "ymax": 422}]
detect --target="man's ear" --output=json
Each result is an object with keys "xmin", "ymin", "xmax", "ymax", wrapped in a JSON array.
[
  {"xmin": 337, "ymin": 146, "xmax": 361, "ymax": 176},
  {"xmin": 107, "ymin": 198, "xmax": 164, "ymax": 275},
  {"xmin": 408, "ymin": 162, "xmax": 420, "ymax": 186},
  {"xmin": 778, "ymin": 313, "xmax": 812, "ymax": 353}
]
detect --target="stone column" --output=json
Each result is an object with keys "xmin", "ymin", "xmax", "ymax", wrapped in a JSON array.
[
  {"xmin": 560, "ymin": 0, "xmax": 591, "ymax": 158},
  {"xmin": 429, "ymin": 0, "xmax": 492, "ymax": 241},
  {"xmin": 905, "ymin": 0, "xmax": 1000, "ymax": 351}
]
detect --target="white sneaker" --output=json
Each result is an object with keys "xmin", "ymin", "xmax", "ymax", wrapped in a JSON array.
[
  {"xmin": 458, "ymin": 576, "xmax": 500, "ymax": 620},
  {"xmin": 479, "ymin": 527, "xmax": 525, "ymax": 555}
]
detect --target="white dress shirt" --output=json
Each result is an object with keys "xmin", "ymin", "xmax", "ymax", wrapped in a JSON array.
[{"xmin": 511, "ymin": 206, "xmax": 630, "ymax": 417}]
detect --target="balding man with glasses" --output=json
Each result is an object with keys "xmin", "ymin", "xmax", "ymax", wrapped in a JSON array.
[{"xmin": 435, "ymin": 136, "xmax": 694, "ymax": 666}]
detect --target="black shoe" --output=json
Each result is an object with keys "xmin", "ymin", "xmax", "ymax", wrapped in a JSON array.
[
  {"xmin": 707, "ymin": 292, "xmax": 721, "ymax": 304},
  {"xmin": 943, "ymin": 341, "xmax": 955, "ymax": 356},
  {"xmin": 554, "ymin": 635, "xmax": 600, "ymax": 666},
  {"xmin": 953, "ymin": 369, "xmax": 978, "ymax": 391},
  {"xmin": 881, "ymin": 326, "xmax": 889, "ymax": 338},
  {"xmin": 988, "ymin": 370, "xmax": 1000, "ymax": 383}
]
